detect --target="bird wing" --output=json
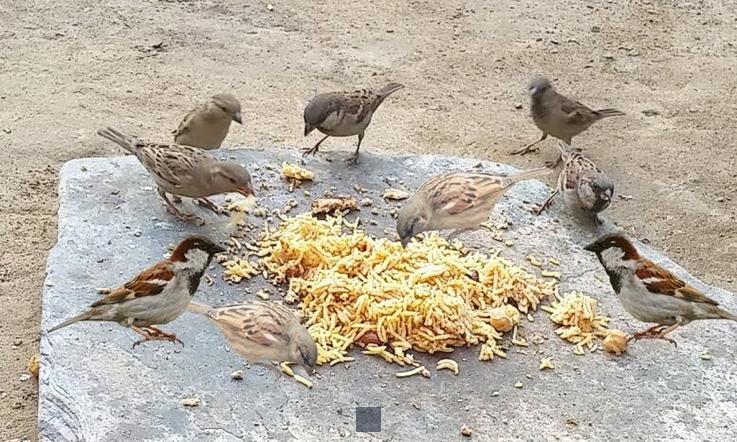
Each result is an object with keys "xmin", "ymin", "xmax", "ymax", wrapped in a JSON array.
[
  {"xmin": 209, "ymin": 302, "xmax": 296, "ymax": 347},
  {"xmin": 421, "ymin": 173, "xmax": 506, "ymax": 215},
  {"xmin": 343, "ymin": 89, "xmax": 377, "ymax": 123},
  {"xmin": 138, "ymin": 143, "xmax": 210, "ymax": 189},
  {"xmin": 635, "ymin": 260, "xmax": 719, "ymax": 305},
  {"xmin": 172, "ymin": 105, "xmax": 203, "ymax": 139},
  {"xmin": 559, "ymin": 98, "xmax": 596, "ymax": 125},
  {"xmin": 91, "ymin": 261, "xmax": 174, "ymax": 307}
]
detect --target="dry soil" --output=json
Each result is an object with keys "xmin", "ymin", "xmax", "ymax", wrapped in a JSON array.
[{"xmin": 1, "ymin": 0, "xmax": 736, "ymax": 439}]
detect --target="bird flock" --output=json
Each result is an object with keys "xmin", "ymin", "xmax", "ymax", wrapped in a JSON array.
[{"xmin": 47, "ymin": 77, "xmax": 735, "ymax": 382}]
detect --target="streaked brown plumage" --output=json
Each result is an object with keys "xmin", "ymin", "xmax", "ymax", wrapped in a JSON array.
[
  {"xmin": 536, "ymin": 141, "xmax": 614, "ymax": 224},
  {"xmin": 584, "ymin": 233, "xmax": 737, "ymax": 345},
  {"xmin": 98, "ymin": 127, "xmax": 254, "ymax": 223},
  {"xmin": 188, "ymin": 301, "xmax": 317, "ymax": 372},
  {"xmin": 397, "ymin": 167, "xmax": 553, "ymax": 246},
  {"xmin": 47, "ymin": 236, "xmax": 225, "ymax": 347},
  {"xmin": 173, "ymin": 94, "xmax": 242, "ymax": 149},
  {"xmin": 513, "ymin": 77, "xmax": 624, "ymax": 158},
  {"xmin": 302, "ymin": 82, "xmax": 404, "ymax": 164}
]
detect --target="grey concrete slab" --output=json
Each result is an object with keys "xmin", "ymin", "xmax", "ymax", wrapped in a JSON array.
[{"xmin": 39, "ymin": 148, "xmax": 737, "ymax": 441}]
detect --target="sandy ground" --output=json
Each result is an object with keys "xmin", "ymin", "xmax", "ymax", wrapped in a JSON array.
[{"xmin": 1, "ymin": 0, "xmax": 736, "ymax": 439}]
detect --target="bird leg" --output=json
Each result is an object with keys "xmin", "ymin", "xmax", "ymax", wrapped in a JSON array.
[
  {"xmin": 302, "ymin": 135, "xmax": 329, "ymax": 156},
  {"xmin": 196, "ymin": 197, "xmax": 226, "ymax": 216},
  {"xmin": 535, "ymin": 189, "xmax": 560, "ymax": 215},
  {"xmin": 545, "ymin": 154, "xmax": 563, "ymax": 168},
  {"xmin": 511, "ymin": 133, "xmax": 548, "ymax": 155},
  {"xmin": 628, "ymin": 324, "xmax": 666, "ymax": 341},
  {"xmin": 158, "ymin": 189, "xmax": 204, "ymax": 225},
  {"xmin": 629, "ymin": 324, "xmax": 678, "ymax": 346},
  {"xmin": 345, "ymin": 132, "xmax": 364, "ymax": 165},
  {"xmin": 131, "ymin": 325, "xmax": 183, "ymax": 348}
]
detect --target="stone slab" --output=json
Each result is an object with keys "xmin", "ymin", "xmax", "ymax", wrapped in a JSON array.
[{"xmin": 39, "ymin": 148, "xmax": 737, "ymax": 441}]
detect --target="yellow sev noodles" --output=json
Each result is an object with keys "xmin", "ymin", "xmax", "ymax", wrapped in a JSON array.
[
  {"xmin": 542, "ymin": 291, "xmax": 612, "ymax": 354},
  {"xmin": 258, "ymin": 214, "xmax": 557, "ymax": 365}
]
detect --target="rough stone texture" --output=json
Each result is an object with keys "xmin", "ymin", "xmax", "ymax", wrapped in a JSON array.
[{"xmin": 40, "ymin": 149, "xmax": 737, "ymax": 441}]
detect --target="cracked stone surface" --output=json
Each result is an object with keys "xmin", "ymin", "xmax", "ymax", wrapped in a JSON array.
[{"xmin": 40, "ymin": 149, "xmax": 737, "ymax": 441}]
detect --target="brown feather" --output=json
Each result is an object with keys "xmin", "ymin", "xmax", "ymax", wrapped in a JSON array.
[{"xmin": 636, "ymin": 260, "xmax": 719, "ymax": 305}]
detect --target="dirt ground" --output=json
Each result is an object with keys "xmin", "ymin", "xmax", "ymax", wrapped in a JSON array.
[{"xmin": 1, "ymin": 0, "xmax": 736, "ymax": 439}]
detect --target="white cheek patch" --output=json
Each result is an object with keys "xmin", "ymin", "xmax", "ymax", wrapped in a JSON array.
[
  {"xmin": 172, "ymin": 248, "xmax": 210, "ymax": 273},
  {"xmin": 600, "ymin": 247, "xmax": 635, "ymax": 270}
]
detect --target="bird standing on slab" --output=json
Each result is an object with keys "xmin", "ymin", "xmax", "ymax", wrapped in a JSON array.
[
  {"xmin": 396, "ymin": 167, "xmax": 553, "ymax": 246},
  {"xmin": 98, "ymin": 127, "xmax": 255, "ymax": 224},
  {"xmin": 302, "ymin": 82, "xmax": 405, "ymax": 164},
  {"xmin": 512, "ymin": 77, "xmax": 624, "ymax": 160},
  {"xmin": 583, "ymin": 233, "xmax": 737, "ymax": 345},
  {"xmin": 188, "ymin": 301, "xmax": 318, "ymax": 374},
  {"xmin": 536, "ymin": 141, "xmax": 614, "ymax": 224},
  {"xmin": 47, "ymin": 236, "xmax": 226, "ymax": 347},
  {"xmin": 173, "ymin": 94, "xmax": 243, "ymax": 149}
]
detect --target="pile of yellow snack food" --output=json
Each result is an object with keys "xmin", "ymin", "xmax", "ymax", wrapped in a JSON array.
[{"xmin": 256, "ymin": 213, "xmax": 559, "ymax": 366}]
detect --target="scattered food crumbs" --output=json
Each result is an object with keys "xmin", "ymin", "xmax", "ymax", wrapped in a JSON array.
[
  {"xmin": 541, "ymin": 270, "xmax": 561, "ymax": 279},
  {"xmin": 226, "ymin": 197, "xmax": 256, "ymax": 213},
  {"xmin": 282, "ymin": 162, "xmax": 314, "ymax": 181},
  {"xmin": 527, "ymin": 255, "xmax": 543, "ymax": 267},
  {"xmin": 223, "ymin": 259, "xmax": 258, "ymax": 282},
  {"xmin": 181, "ymin": 397, "xmax": 201, "ymax": 407},
  {"xmin": 359, "ymin": 198, "xmax": 373, "ymax": 207},
  {"xmin": 504, "ymin": 240, "xmax": 515, "ymax": 247},
  {"xmin": 602, "ymin": 330, "xmax": 628, "ymax": 355},
  {"xmin": 293, "ymin": 374, "xmax": 313, "ymax": 389},
  {"xmin": 256, "ymin": 290, "xmax": 271, "ymax": 301},
  {"xmin": 700, "ymin": 351, "xmax": 713, "ymax": 361},
  {"xmin": 280, "ymin": 361, "xmax": 295, "ymax": 376},
  {"xmin": 514, "ymin": 381, "xmax": 523, "ymax": 389},
  {"xmin": 396, "ymin": 366, "xmax": 429, "ymax": 378},
  {"xmin": 204, "ymin": 274, "xmax": 214, "ymax": 286},
  {"xmin": 539, "ymin": 357, "xmax": 555, "ymax": 370},
  {"xmin": 19, "ymin": 374, "xmax": 31, "ymax": 382},
  {"xmin": 461, "ymin": 425, "xmax": 473, "ymax": 437},
  {"xmin": 549, "ymin": 257, "xmax": 561, "ymax": 266},
  {"xmin": 382, "ymin": 188, "xmax": 410, "ymax": 200},
  {"xmin": 311, "ymin": 197, "xmax": 358, "ymax": 216},
  {"xmin": 436, "ymin": 359, "xmax": 460, "ymax": 375},
  {"xmin": 231, "ymin": 370, "xmax": 244, "ymax": 380},
  {"xmin": 543, "ymin": 291, "xmax": 612, "ymax": 354},
  {"xmin": 491, "ymin": 391, "xmax": 500, "ymax": 397},
  {"xmin": 27, "ymin": 354, "xmax": 40, "ymax": 378},
  {"xmin": 283, "ymin": 291, "xmax": 299, "ymax": 304}
]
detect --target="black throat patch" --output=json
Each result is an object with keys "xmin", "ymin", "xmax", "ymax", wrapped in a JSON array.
[
  {"xmin": 596, "ymin": 252, "xmax": 622, "ymax": 294},
  {"xmin": 186, "ymin": 256, "xmax": 214, "ymax": 296}
]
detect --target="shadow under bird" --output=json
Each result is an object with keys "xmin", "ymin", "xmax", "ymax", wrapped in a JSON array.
[
  {"xmin": 584, "ymin": 233, "xmax": 737, "ymax": 345},
  {"xmin": 47, "ymin": 236, "xmax": 225, "ymax": 347},
  {"xmin": 396, "ymin": 167, "xmax": 553, "ymax": 246},
  {"xmin": 188, "ymin": 301, "xmax": 317, "ymax": 374},
  {"xmin": 98, "ymin": 127, "xmax": 255, "ymax": 224},
  {"xmin": 173, "ymin": 93, "xmax": 243, "ymax": 149},
  {"xmin": 536, "ymin": 141, "xmax": 614, "ymax": 225},
  {"xmin": 302, "ymin": 82, "xmax": 405, "ymax": 164},
  {"xmin": 513, "ymin": 77, "xmax": 625, "ymax": 161}
]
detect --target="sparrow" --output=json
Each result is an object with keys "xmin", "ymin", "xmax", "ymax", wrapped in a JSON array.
[
  {"xmin": 584, "ymin": 233, "xmax": 737, "ymax": 345},
  {"xmin": 396, "ymin": 167, "xmax": 552, "ymax": 246},
  {"xmin": 302, "ymin": 82, "xmax": 405, "ymax": 164},
  {"xmin": 98, "ymin": 127, "xmax": 255, "ymax": 223},
  {"xmin": 536, "ymin": 141, "xmax": 614, "ymax": 224},
  {"xmin": 512, "ymin": 77, "xmax": 624, "ymax": 159},
  {"xmin": 47, "ymin": 236, "xmax": 226, "ymax": 347},
  {"xmin": 173, "ymin": 93, "xmax": 242, "ymax": 149},
  {"xmin": 188, "ymin": 301, "xmax": 317, "ymax": 373}
]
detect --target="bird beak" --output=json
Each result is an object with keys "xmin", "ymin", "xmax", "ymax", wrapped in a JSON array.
[
  {"xmin": 232, "ymin": 112, "xmax": 243, "ymax": 124},
  {"xmin": 304, "ymin": 125, "xmax": 314, "ymax": 137},
  {"xmin": 400, "ymin": 237, "xmax": 410, "ymax": 248},
  {"xmin": 237, "ymin": 186, "xmax": 255, "ymax": 198},
  {"xmin": 213, "ymin": 243, "xmax": 227, "ymax": 254},
  {"xmin": 583, "ymin": 242, "xmax": 597, "ymax": 252}
]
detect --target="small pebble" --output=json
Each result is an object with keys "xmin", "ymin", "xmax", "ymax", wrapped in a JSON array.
[
  {"xmin": 181, "ymin": 397, "xmax": 201, "ymax": 407},
  {"xmin": 514, "ymin": 381, "xmax": 523, "ymax": 389},
  {"xmin": 591, "ymin": 26, "xmax": 601, "ymax": 33},
  {"xmin": 231, "ymin": 370, "xmax": 245, "ymax": 380},
  {"xmin": 461, "ymin": 425, "xmax": 473, "ymax": 437},
  {"xmin": 266, "ymin": 4, "xmax": 274, "ymax": 11}
]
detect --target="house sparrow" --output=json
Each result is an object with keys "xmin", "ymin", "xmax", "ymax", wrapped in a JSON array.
[
  {"xmin": 188, "ymin": 301, "xmax": 317, "ymax": 373},
  {"xmin": 173, "ymin": 93, "xmax": 242, "ymax": 149},
  {"xmin": 584, "ymin": 233, "xmax": 737, "ymax": 345},
  {"xmin": 47, "ymin": 236, "xmax": 226, "ymax": 347},
  {"xmin": 397, "ymin": 167, "xmax": 552, "ymax": 246},
  {"xmin": 536, "ymin": 141, "xmax": 614, "ymax": 224},
  {"xmin": 98, "ymin": 127, "xmax": 255, "ymax": 223},
  {"xmin": 512, "ymin": 77, "xmax": 624, "ymax": 158},
  {"xmin": 302, "ymin": 82, "xmax": 404, "ymax": 164}
]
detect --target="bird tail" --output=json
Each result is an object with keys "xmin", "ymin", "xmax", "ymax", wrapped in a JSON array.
[
  {"xmin": 47, "ymin": 310, "xmax": 94, "ymax": 334},
  {"xmin": 371, "ymin": 82, "xmax": 405, "ymax": 111},
  {"xmin": 187, "ymin": 301, "xmax": 214, "ymax": 317},
  {"xmin": 506, "ymin": 166, "xmax": 554, "ymax": 184},
  {"xmin": 595, "ymin": 108, "xmax": 625, "ymax": 119},
  {"xmin": 97, "ymin": 127, "xmax": 140, "ymax": 154}
]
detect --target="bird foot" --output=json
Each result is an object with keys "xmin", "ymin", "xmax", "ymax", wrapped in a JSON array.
[
  {"xmin": 511, "ymin": 143, "xmax": 540, "ymax": 156},
  {"xmin": 165, "ymin": 206, "xmax": 205, "ymax": 225},
  {"xmin": 544, "ymin": 155, "xmax": 563, "ymax": 168},
  {"xmin": 132, "ymin": 327, "xmax": 184, "ymax": 348},
  {"xmin": 344, "ymin": 154, "xmax": 359, "ymax": 166},
  {"xmin": 301, "ymin": 146, "xmax": 319, "ymax": 157},
  {"xmin": 628, "ymin": 326, "xmax": 678, "ymax": 347},
  {"xmin": 196, "ymin": 199, "xmax": 226, "ymax": 216}
]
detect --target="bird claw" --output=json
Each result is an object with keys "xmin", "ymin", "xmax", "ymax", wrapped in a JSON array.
[
  {"xmin": 511, "ymin": 145, "xmax": 540, "ymax": 156},
  {"xmin": 132, "ymin": 327, "xmax": 184, "ymax": 348},
  {"xmin": 344, "ymin": 155, "xmax": 359, "ymax": 166},
  {"xmin": 301, "ymin": 146, "xmax": 318, "ymax": 157}
]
